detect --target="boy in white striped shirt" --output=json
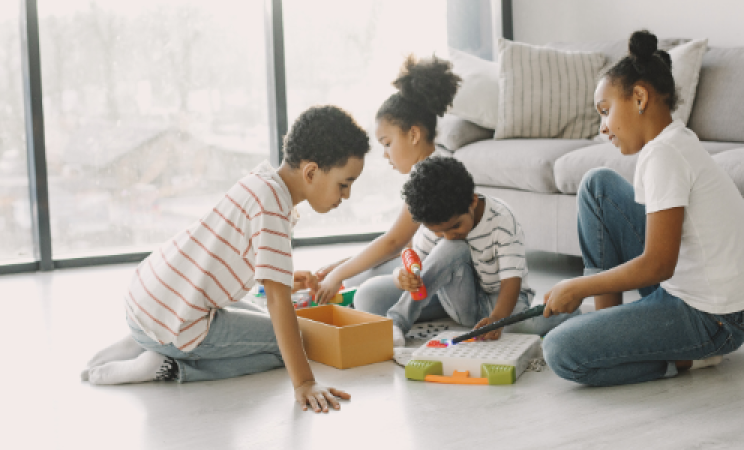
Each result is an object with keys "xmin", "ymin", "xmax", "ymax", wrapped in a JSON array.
[
  {"xmin": 385, "ymin": 157, "xmax": 579, "ymax": 345},
  {"xmin": 81, "ymin": 105, "xmax": 369, "ymax": 413}
]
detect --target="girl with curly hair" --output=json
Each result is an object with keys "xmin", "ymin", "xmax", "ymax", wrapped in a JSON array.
[{"xmin": 314, "ymin": 55, "xmax": 577, "ymax": 346}]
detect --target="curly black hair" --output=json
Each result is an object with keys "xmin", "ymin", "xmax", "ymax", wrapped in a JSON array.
[
  {"xmin": 376, "ymin": 54, "xmax": 461, "ymax": 143},
  {"xmin": 605, "ymin": 30, "xmax": 679, "ymax": 111},
  {"xmin": 283, "ymin": 105, "xmax": 370, "ymax": 171},
  {"xmin": 402, "ymin": 156, "xmax": 474, "ymax": 224}
]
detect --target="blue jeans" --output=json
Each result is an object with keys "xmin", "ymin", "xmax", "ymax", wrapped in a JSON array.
[
  {"xmin": 543, "ymin": 168, "xmax": 744, "ymax": 386},
  {"xmin": 354, "ymin": 239, "xmax": 579, "ymax": 334},
  {"xmin": 127, "ymin": 300, "xmax": 284, "ymax": 382}
]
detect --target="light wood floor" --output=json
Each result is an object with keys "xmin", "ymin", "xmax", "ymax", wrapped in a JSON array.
[{"xmin": 3, "ymin": 244, "xmax": 743, "ymax": 450}]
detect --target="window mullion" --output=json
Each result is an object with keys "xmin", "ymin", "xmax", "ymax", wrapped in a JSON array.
[
  {"xmin": 264, "ymin": 0, "xmax": 288, "ymax": 168},
  {"xmin": 19, "ymin": 0, "xmax": 52, "ymax": 271}
]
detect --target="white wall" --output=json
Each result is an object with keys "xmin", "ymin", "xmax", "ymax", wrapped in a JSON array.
[{"xmin": 510, "ymin": 0, "xmax": 744, "ymax": 47}]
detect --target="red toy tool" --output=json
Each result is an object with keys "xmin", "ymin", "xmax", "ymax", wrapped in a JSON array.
[{"xmin": 401, "ymin": 248, "xmax": 427, "ymax": 300}]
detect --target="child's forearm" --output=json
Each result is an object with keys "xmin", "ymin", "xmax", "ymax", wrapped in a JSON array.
[
  {"xmin": 329, "ymin": 234, "xmax": 406, "ymax": 282},
  {"xmin": 572, "ymin": 254, "xmax": 674, "ymax": 300},
  {"xmin": 263, "ymin": 280, "xmax": 314, "ymax": 388},
  {"xmin": 328, "ymin": 206, "xmax": 420, "ymax": 282},
  {"xmin": 489, "ymin": 277, "xmax": 522, "ymax": 319}
]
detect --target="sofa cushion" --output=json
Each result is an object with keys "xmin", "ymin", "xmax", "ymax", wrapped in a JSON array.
[
  {"xmin": 667, "ymin": 39, "xmax": 708, "ymax": 124},
  {"xmin": 447, "ymin": 48, "xmax": 500, "ymax": 130},
  {"xmin": 701, "ymin": 141, "xmax": 744, "ymax": 154},
  {"xmin": 494, "ymin": 39, "xmax": 606, "ymax": 140},
  {"xmin": 435, "ymin": 114, "xmax": 494, "ymax": 151},
  {"xmin": 688, "ymin": 47, "xmax": 744, "ymax": 143},
  {"xmin": 554, "ymin": 143, "xmax": 636, "ymax": 194},
  {"xmin": 554, "ymin": 141, "xmax": 744, "ymax": 194},
  {"xmin": 454, "ymin": 139, "xmax": 593, "ymax": 193},
  {"xmin": 712, "ymin": 148, "xmax": 744, "ymax": 196}
]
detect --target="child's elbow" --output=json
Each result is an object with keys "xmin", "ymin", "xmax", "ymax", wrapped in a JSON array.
[
  {"xmin": 381, "ymin": 233, "xmax": 408, "ymax": 253},
  {"xmin": 649, "ymin": 257, "xmax": 677, "ymax": 282},
  {"xmin": 659, "ymin": 264, "xmax": 676, "ymax": 282}
]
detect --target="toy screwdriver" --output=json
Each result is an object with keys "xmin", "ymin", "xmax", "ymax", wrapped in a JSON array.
[
  {"xmin": 401, "ymin": 248, "xmax": 427, "ymax": 300},
  {"xmin": 451, "ymin": 304, "xmax": 546, "ymax": 344}
]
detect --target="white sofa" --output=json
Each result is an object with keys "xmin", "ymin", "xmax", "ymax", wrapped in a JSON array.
[{"xmin": 437, "ymin": 39, "xmax": 744, "ymax": 256}]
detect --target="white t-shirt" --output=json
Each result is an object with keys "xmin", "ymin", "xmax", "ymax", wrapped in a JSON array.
[
  {"xmin": 125, "ymin": 161, "xmax": 297, "ymax": 351},
  {"xmin": 634, "ymin": 120, "xmax": 744, "ymax": 314},
  {"xmin": 412, "ymin": 195, "xmax": 533, "ymax": 297}
]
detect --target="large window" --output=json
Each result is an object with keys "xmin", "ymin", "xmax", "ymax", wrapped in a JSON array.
[
  {"xmin": 37, "ymin": 0, "xmax": 269, "ymax": 257},
  {"xmin": 2, "ymin": 0, "xmax": 495, "ymax": 272},
  {"xmin": 0, "ymin": 0, "xmax": 34, "ymax": 264},
  {"xmin": 284, "ymin": 0, "xmax": 448, "ymax": 238}
]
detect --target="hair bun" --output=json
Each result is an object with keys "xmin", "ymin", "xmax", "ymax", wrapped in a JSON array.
[
  {"xmin": 392, "ymin": 54, "xmax": 461, "ymax": 117},
  {"xmin": 654, "ymin": 49, "xmax": 673, "ymax": 70},
  {"xmin": 628, "ymin": 30, "xmax": 658, "ymax": 61}
]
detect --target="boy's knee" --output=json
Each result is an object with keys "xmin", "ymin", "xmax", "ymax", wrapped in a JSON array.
[{"xmin": 426, "ymin": 239, "xmax": 471, "ymax": 267}]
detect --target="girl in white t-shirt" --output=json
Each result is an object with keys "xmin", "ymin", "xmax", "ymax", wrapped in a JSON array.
[{"xmin": 541, "ymin": 30, "xmax": 744, "ymax": 386}]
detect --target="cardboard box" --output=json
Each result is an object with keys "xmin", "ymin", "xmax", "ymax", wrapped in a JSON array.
[{"xmin": 296, "ymin": 305, "xmax": 393, "ymax": 369}]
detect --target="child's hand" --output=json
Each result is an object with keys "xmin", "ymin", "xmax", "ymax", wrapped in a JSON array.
[
  {"xmin": 393, "ymin": 267, "xmax": 423, "ymax": 292},
  {"xmin": 472, "ymin": 316, "xmax": 504, "ymax": 341},
  {"xmin": 293, "ymin": 270, "xmax": 318, "ymax": 294},
  {"xmin": 294, "ymin": 380, "xmax": 351, "ymax": 413},
  {"xmin": 314, "ymin": 258, "xmax": 349, "ymax": 282},
  {"xmin": 314, "ymin": 275, "xmax": 343, "ymax": 304},
  {"xmin": 543, "ymin": 279, "xmax": 583, "ymax": 317}
]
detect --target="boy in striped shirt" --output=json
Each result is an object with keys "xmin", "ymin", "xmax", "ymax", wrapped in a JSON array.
[
  {"xmin": 82, "ymin": 105, "xmax": 369, "ymax": 413},
  {"xmin": 387, "ymin": 156, "xmax": 579, "ymax": 345}
]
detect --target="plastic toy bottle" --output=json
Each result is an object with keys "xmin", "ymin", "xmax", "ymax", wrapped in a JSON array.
[{"xmin": 401, "ymin": 248, "xmax": 427, "ymax": 300}]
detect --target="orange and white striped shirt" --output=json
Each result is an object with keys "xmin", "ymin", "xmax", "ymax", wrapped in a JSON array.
[{"xmin": 125, "ymin": 161, "xmax": 297, "ymax": 351}]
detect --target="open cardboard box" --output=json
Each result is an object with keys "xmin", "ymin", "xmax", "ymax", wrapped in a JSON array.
[{"xmin": 296, "ymin": 305, "xmax": 393, "ymax": 369}]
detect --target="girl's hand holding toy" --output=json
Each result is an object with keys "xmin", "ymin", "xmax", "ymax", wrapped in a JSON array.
[
  {"xmin": 313, "ymin": 274, "xmax": 344, "ymax": 305},
  {"xmin": 543, "ymin": 279, "xmax": 584, "ymax": 317}
]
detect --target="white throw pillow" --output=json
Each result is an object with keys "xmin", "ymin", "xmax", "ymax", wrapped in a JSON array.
[
  {"xmin": 435, "ymin": 114, "xmax": 494, "ymax": 151},
  {"xmin": 494, "ymin": 38, "xmax": 606, "ymax": 140},
  {"xmin": 447, "ymin": 48, "xmax": 499, "ymax": 130},
  {"xmin": 669, "ymin": 38, "xmax": 708, "ymax": 124}
]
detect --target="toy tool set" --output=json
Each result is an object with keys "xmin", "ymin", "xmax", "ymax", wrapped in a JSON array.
[
  {"xmin": 254, "ymin": 285, "xmax": 356, "ymax": 309},
  {"xmin": 405, "ymin": 331, "xmax": 542, "ymax": 385},
  {"xmin": 401, "ymin": 248, "xmax": 427, "ymax": 300},
  {"xmin": 451, "ymin": 304, "xmax": 546, "ymax": 344},
  {"xmin": 405, "ymin": 305, "xmax": 547, "ymax": 385},
  {"xmin": 293, "ymin": 287, "xmax": 356, "ymax": 309}
]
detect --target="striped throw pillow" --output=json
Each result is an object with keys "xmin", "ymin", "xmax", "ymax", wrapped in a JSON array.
[{"xmin": 495, "ymin": 39, "xmax": 606, "ymax": 140}]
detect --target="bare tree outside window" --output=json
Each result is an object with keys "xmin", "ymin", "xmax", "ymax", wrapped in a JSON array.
[{"xmin": 37, "ymin": 0, "xmax": 270, "ymax": 257}]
